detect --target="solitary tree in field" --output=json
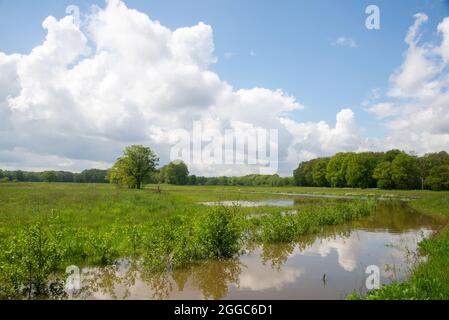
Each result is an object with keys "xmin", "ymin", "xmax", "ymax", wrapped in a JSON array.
[{"xmin": 108, "ymin": 145, "xmax": 159, "ymax": 189}]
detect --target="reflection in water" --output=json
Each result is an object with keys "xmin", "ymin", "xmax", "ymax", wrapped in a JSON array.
[
  {"xmin": 72, "ymin": 203, "xmax": 443, "ymax": 300},
  {"xmin": 260, "ymin": 243, "xmax": 296, "ymax": 270},
  {"xmin": 76, "ymin": 259, "xmax": 243, "ymax": 300}
]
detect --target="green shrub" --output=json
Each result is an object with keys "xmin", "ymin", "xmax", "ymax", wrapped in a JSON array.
[
  {"xmin": 261, "ymin": 214, "xmax": 297, "ymax": 243},
  {"xmin": 196, "ymin": 207, "xmax": 241, "ymax": 259},
  {"xmin": 0, "ymin": 223, "xmax": 62, "ymax": 298},
  {"xmin": 142, "ymin": 222, "xmax": 176, "ymax": 272}
]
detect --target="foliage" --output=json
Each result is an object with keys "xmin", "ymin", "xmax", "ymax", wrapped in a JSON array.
[
  {"xmin": 196, "ymin": 207, "xmax": 241, "ymax": 259},
  {"xmin": 258, "ymin": 200, "xmax": 376, "ymax": 243},
  {"xmin": 42, "ymin": 171, "xmax": 57, "ymax": 183},
  {"xmin": 390, "ymin": 153, "xmax": 420, "ymax": 189},
  {"xmin": 142, "ymin": 207, "xmax": 242, "ymax": 272},
  {"xmin": 0, "ymin": 169, "xmax": 108, "ymax": 183},
  {"xmin": 187, "ymin": 174, "xmax": 294, "ymax": 187},
  {"xmin": 108, "ymin": 145, "xmax": 159, "ymax": 189},
  {"xmin": 294, "ymin": 161, "xmax": 315, "ymax": 186},
  {"xmin": 0, "ymin": 223, "xmax": 63, "ymax": 299},
  {"xmin": 373, "ymin": 161, "xmax": 395, "ymax": 189},
  {"xmin": 294, "ymin": 150, "xmax": 449, "ymax": 191},
  {"xmin": 312, "ymin": 158, "xmax": 330, "ymax": 187},
  {"xmin": 325, "ymin": 153, "xmax": 351, "ymax": 187},
  {"xmin": 424, "ymin": 165, "xmax": 449, "ymax": 191},
  {"xmin": 345, "ymin": 152, "xmax": 380, "ymax": 188},
  {"xmin": 159, "ymin": 161, "xmax": 189, "ymax": 185}
]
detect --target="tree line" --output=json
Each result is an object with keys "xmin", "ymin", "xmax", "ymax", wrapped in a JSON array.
[
  {"xmin": 183, "ymin": 174, "xmax": 294, "ymax": 186},
  {"xmin": 2, "ymin": 146, "xmax": 448, "ymax": 190},
  {"xmin": 0, "ymin": 169, "xmax": 109, "ymax": 183},
  {"xmin": 107, "ymin": 145, "xmax": 294, "ymax": 188},
  {"xmin": 293, "ymin": 150, "xmax": 449, "ymax": 191}
]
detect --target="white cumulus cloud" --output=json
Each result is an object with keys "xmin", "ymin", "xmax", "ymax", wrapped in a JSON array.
[{"xmin": 366, "ymin": 13, "xmax": 449, "ymax": 154}]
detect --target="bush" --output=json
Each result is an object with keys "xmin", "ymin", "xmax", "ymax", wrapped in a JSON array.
[
  {"xmin": 196, "ymin": 207, "xmax": 241, "ymax": 259},
  {"xmin": 0, "ymin": 223, "xmax": 63, "ymax": 298},
  {"xmin": 261, "ymin": 214, "xmax": 297, "ymax": 243},
  {"xmin": 142, "ymin": 223, "xmax": 176, "ymax": 272}
]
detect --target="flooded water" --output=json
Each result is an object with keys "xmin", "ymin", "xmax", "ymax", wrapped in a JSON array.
[
  {"xmin": 72, "ymin": 203, "xmax": 442, "ymax": 300},
  {"xmin": 241, "ymin": 191, "xmax": 417, "ymax": 202},
  {"xmin": 200, "ymin": 200, "xmax": 296, "ymax": 207}
]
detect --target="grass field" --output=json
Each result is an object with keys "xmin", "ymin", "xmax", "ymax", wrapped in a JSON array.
[{"xmin": 0, "ymin": 182, "xmax": 448, "ymax": 299}]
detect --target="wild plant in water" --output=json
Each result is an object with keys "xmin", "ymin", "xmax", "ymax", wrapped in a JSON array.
[{"xmin": 0, "ymin": 223, "xmax": 63, "ymax": 299}]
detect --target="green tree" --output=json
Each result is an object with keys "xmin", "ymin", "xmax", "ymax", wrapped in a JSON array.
[
  {"xmin": 425, "ymin": 165, "xmax": 449, "ymax": 191},
  {"xmin": 345, "ymin": 153, "xmax": 380, "ymax": 188},
  {"xmin": 163, "ymin": 161, "xmax": 189, "ymax": 185},
  {"xmin": 108, "ymin": 145, "xmax": 159, "ymax": 189},
  {"xmin": 293, "ymin": 161, "xmax": 314, "ymax": 186},
  {"xmin": 373, "ymin": 161, "xmax": 395, "ymax": 189},
  {"xmin": 76, "ymin": 169, "xmax": 108, "ymax": 183},
  {"xmin": 391, "ymin": 153, "xmax": 420, "ymax": 189},
  {"xmin": 312, "ymin": 158, "xmax": 330, "ymax": 187},
  {"xmin": 419, "ymin": 152, "xmax": 449, "ymax": 190},
  {"xmin": 383, "ymin": 149, "xmax": 402, "ymax": 162},
  {"xmin": 188, "ymin": 175, "xmax": 197, "ymax": 185},
  {"xmin": 14, "ymin": 170, "xmax": 25, "ymax": 182},
  {"xmin": 42, "ymin": 171, "xmax": 57, "ymax": 183},
  {"xmin": 326, "ymin": 153, "xmax": 351, "ymax": 187}
]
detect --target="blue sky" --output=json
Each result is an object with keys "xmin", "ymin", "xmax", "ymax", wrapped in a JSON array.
[
  {"xmin": 1, "ymin": 0, "xmax": 449, "ymax": 174},
  {"xmin": 1, "ymin": 0, "xmax": 447, "ymax": 128}
]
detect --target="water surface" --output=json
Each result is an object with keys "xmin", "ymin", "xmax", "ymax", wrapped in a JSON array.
[
  {"xmin": 74, "ymin": 203, "xmax": 442, "ymax": 300},
  {"xmin": 200, "ymin": 199, "xmax": 296, "ymax": 207}
]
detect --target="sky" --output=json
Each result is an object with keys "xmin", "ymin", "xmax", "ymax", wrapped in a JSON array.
[{"xmin": 1, "ymin": 0, "xmax": 449, "ymax": 176}]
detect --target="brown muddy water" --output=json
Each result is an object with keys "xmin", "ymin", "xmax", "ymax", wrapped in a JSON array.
[{"xmin": 71, "ymin": 203, "xmax": 442, "ymax": 300}]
